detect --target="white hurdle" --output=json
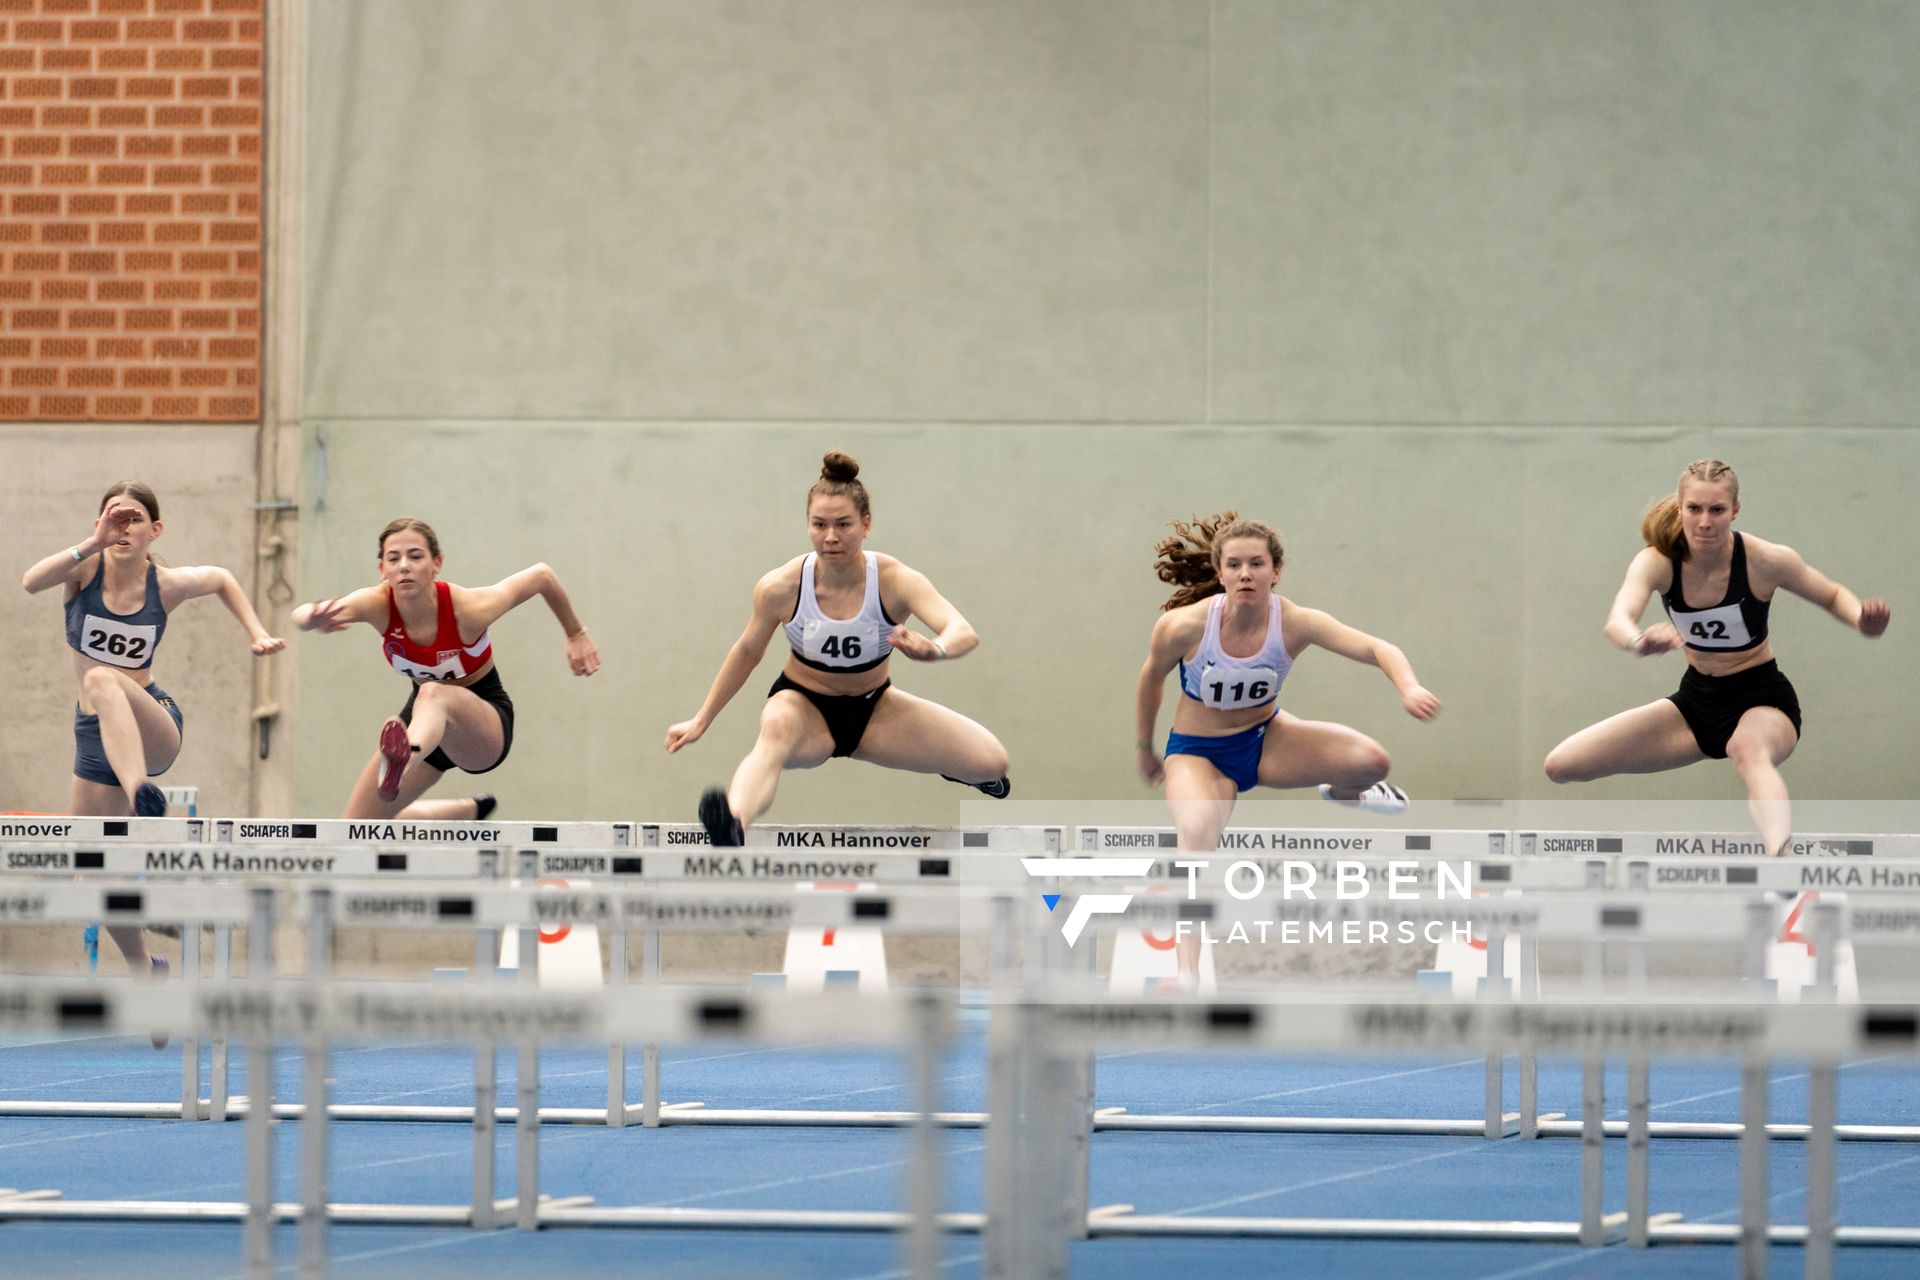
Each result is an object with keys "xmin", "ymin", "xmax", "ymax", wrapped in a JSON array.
[
  {"xmin": 0, "ymin": 821, "xmax": 1060, "ymax": 1132},
  {"xmin": 6, "ymin": 861, "xmax": 1920, "ymax": 1280},
  {"xmin": 0, "ymin": 974, "xmax": 957, "ymax": 1280}
]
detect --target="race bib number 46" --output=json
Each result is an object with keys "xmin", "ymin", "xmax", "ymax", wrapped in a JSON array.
[{"xmin": 802, "ymin": 618, "xmax": 879, "ymax": 666}]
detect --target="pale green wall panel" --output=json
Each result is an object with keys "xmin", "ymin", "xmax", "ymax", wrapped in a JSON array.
[
  {"xmin": 305, "ymin": 0, "xmax": 1210, "ymax": 424},
  {"xmin": 1210, "ymin": 1, "xmax": 1920, "ymax": 425},
  {"xmin": 291, "ymin": 423, "xmax": 1918, "ymax": 820},
  {"xmin": 293, "ymin": 1, "xmax": 1918, "ymax": 823}
]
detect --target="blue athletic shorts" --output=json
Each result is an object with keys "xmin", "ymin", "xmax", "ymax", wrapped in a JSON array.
[
  {"xmin": 73, "ymin": 681, "xmax": 182, "ymax": 787},
  {"xmin": 1165, "ymin": 718, "xmax": 1271, "ymax": 793}
]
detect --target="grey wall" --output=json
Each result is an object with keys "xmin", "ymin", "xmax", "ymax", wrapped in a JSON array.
[{"xmin": 290, "ymin": 1, "xmax": 1919, "ymax": 823}]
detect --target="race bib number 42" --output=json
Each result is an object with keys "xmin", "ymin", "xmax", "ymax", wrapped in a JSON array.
[{"xmin": 1675, "ymin": 603, "xmax": 1754, "ymax": 649}]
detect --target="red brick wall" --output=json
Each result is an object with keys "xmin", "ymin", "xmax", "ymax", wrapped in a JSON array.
[{"xmin": 1, "ymin": 0, "xmax": 263, "ymax": 422}]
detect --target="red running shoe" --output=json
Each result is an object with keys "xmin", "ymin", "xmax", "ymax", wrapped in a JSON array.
[{"xmin": 377, "ymin": 717, "xmax": 413, "ymax": 802}]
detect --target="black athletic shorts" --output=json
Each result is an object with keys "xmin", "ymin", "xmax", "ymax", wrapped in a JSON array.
[
  {"xmin": 769, "ymin": 671, "xmax": 889, "ymax": 758},
  {"xmin": 1667, "ymin": 660, "xmax": 1801, "ymax": 760},
  {"xmin": 400, "ymin": 665, "xmax": 515, "ymax": 774}
]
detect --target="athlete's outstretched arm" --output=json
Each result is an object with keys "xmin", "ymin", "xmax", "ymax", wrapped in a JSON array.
[
  {"xmin": 1756, "ymin": 540, "xmax": 1891, "ymax": 637},
  {"xmin": 1287, "ymin": 602, "xmax": 1440, "ymax": 721},
  {"xmin": 884, "ymin": 561, "xmax": 978, "ymax": 662},
  {"xmin": 163, "ymin": 565, "xmax": 283, "ymax": 654},
  {"xmin": 664, "ymin": 570, "xmax": 789, "ymax": 753},
  {"xmin": 455, "ymin": 565, "xmax": 598, "ymax": 675},
  {"xmin": 291, "ymin": 586, "xmax": 387, "ymax": 634}
]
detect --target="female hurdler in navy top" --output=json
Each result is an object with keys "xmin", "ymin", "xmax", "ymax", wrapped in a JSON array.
[
  {"xmin": 667, "ymin": 451, "xmax": 1011, "ymax": 845},
  {"xmin": 22, "ymin": 480, "xmax": 282, "ymax": 976},
  {"xmin": 291, "ymin": 518, "xmax": 599, "ymax": 820},
  {"xmin": 1544, "ymin": 459, "xmax": 1891, "ymax": 855},
  {"xmin": 1135, "ymin": 513, "xmax": 1440, "ymax": 858}
]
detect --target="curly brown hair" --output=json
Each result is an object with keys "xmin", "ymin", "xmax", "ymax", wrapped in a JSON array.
[{"xmin": 1154, "ymin": 511, "xmax": 1285, "ymax": 611}]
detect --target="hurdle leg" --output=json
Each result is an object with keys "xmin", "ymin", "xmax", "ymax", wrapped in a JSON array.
[
  {"xmin": 515, "ymin": 915, "xmax": 540, "ymax": 1230},
  {"xmin": 1804, "ymin": 1062, "xmax": 1837, "ymax": 1280},
  {"xmin": 471, "ymin": 921, "xmax": 498, "ymax": 1230},
  {"xmin": 210, "ymin": 922, "xmax": 232, "ymax": 1121},
  {"xmin": 297, "ymin": 888, "xmax": 333, "ymax": 1280},
  {"xmin": 1626, "ymin": 937, "xmax": 1650, "ymax": 1245},
  {"xmin": 1744, "ymin": 899, "xmax": 1773, "ymax": 988},
  {"xmin": 1519, "ymin": 933, "xmax": 1539, "ymax": 1139},
  {"xmin": 984, "ymin": 999, "xmax": 1069, "ymax": 1278},
  {"xmin": 1579, "ymin": 1051, "xmax": 1605, "ymax": 1246},
  {"xmin": 1739, "ymin": 1057, "xmax": 1770, "ymax": 1280},
  {"xmin": 242, "ymin": 887, "xmax": 276, "ymax": 1277},
  {"xmin": 981, "ymin": 994, "xmax": 1022, "ymax": 1279},
  {"xmin": 179, "ymin": 916, "xmax": 202, "ymax": 1121},
  {"xmin": 1035, "ymin": 1010, "xmax": 1077, "ymax": 1277},
  {"xmin": 641, "ymin": 926, "xmax": 662, "ymax": 1127},
  {"xmin": 1011, "ymin": 1001, "xmax": 1072, "ymax": 1280},
  {"xmin": 606, "ymin": 924, "xmax": 627, "ymax": 1127},
  {"xmin": 1482, "ymin": 921, "xmax": 1506, "ymax": 1139},
  {"xmin": 904, "ymin": 991, "xmax": 945, "ymax": 1280},
  {"xmin": 1065, "ymin": 925, "xmax": 1097, "ymax": 1237},
  {"xmin": 1626, "ymin": 1054, "xmax": 1649, "ymax": 1245},
  {"xmin": 982, "ymin": 896, "xmax": 1035, "ymax": 1278},
  {"xmin": 1805, "ymin": 900, "xmax": 1840, "ymax": 1280}
]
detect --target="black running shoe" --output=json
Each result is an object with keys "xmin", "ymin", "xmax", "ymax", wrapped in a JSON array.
[
  {"xmin": 473, "ymin": 793, "xmax": 498, "ymax": 822},
  {"xmin": 698, "ymin": 787, "xmax": 744, "ymax": 846},
  {"xmin": 133, "ymin": 782, "xmax": 167, "ymax": 817},
  {"xmin": 942, "ymin": 774, "xmax": 1012, "ymax": 799}
]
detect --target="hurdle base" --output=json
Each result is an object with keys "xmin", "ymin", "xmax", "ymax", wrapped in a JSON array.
[{"xmin": 539, "ymin": 1205, "xmax": 986, "ymax": 1233}]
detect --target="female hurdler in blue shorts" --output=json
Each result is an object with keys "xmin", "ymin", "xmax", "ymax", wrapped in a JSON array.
[
  {"xmin": 1135, "ymin": 512, "xmax": 1439, "ymax": 860},
  {"xmin": 22, "ymin": 481, "xmax": 282, "ymax": 977},
  {"xmin": 1544, "ymin": 459, "xmax": 1890, "ymax": 854}
]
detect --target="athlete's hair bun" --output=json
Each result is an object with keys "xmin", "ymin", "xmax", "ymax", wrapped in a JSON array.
[{"xmin": 820, "ymin": 450, "xmax": 860, "ymax": 483}]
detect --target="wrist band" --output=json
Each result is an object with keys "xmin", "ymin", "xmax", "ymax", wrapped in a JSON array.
[
  {"xmin": 70, "ymin": 546, "xmax": 84, "ymax": 562},
  {"xmin": 1136, "ymin": 739, "xmax": 1153, "ymax": 752},
  {"xmin": 932, "ymin": 637, "xmax": 948, "ymax": 660}
]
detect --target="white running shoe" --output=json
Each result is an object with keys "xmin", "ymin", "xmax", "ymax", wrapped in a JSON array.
[{"xmin": 1319, "ymin": 781, "xmax": 1409, "ymax": 815}]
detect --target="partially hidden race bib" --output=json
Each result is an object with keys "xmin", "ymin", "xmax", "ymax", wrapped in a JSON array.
[
  {"xmin": 386, "ymin": 644, "xmax": 466, "ymax": 682},
  {"xmin": 801, "ymin": 617, "xmax": 880, "ymax": 667},
  {"xmin": 1196, "ymin": 663, "xmax": 1279, "ymax": 710},
  {"xmin": 78, "ymin": 613, "xmax": 158, "ymax": 669}
]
